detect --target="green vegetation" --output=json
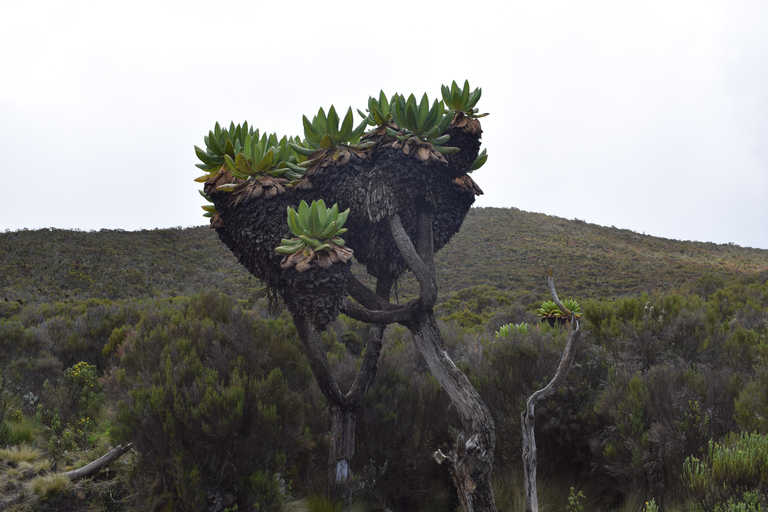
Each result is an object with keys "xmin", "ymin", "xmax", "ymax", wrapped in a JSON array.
[
  {"xmin": 2, "ymin": 209, "xmax": 767, "ymax": 305},
  {"xmin": 357, "ymin": 91, "xmax": 396, "ymax": 128},
  {"xmin": 386, "ymin": 92, "xmax": 456, "ymax": 153},
  {"xmin": 684, "ymin": 432, "xmax": 768, "ymax": 511},
  {"xmin": 299, "ymin": 105, "xmax": 368, "ymax": 151},
  {"xmin": 441, "ymin": 79, "xmax": 486, "ymax": 118},
  {"xmin": 1, "ymin": 216, "xmax": 768, "ymax": 509},
  {"xmin": 276, "ymin": 200, "xmax": 353, "ymax": 272}
]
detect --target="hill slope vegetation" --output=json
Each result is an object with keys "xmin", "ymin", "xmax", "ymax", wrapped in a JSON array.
[{"xmin": 2, "ymin": 207, "xmax": 765, "ymax": 304}]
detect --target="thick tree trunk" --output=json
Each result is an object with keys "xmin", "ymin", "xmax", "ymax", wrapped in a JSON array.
[
  {"xmin": 412, "ymin": 310, "xmax": 497, "ymax": 512},
  {"xmin": 328, "ymin": 405, "xmax": 356, "ymax": 502},
  {"xmin": 381, "ymin": 210, "xmax": 497, "ymax": 511}
]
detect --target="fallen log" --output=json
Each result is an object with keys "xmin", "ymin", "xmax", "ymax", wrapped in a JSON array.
[{"xmin": 62, "ymin": 443, "xmax": 133, "ymax": 481}]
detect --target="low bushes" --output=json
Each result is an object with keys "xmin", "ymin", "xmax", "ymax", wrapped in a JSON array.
[{"xmin": 108, "ymin": 291, "xmax": 318, "ymax": 511}]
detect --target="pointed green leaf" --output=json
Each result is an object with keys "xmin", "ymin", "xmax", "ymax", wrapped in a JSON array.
[
  {"xmin": 350, "ymin": 118, "xmax": 368, "ymax": 141},
  {"xmin": 417, "ymin": 93, "xmax": 430, "ymax": 128},
  {"xmin": 195, "ymin": 146, "xmax": 220, "ymax": 167},
  {"xmin": 314, "ymin": 107, "xmax": 327, "ymax": 137},
  {"xmin": 303, "ymin": 115, "xmax": 321, "ymax": 146},
  {"xmin": 461, "ymin": 80, "xmax": 470, "ymax": 106},
  {"xmin": 298, "ymin": 200, "xmax": 310, "ymax": 232},
  {"xmin": 308, "ymin": 201, "xmax": 321, "ymax": 236},
  {"xmin": 207, "ymin": 131, "xmax": 224, "ymax": 155},
  {"xmin": 434, "ymin": 145, "xmax": 460, "ymax": 155},
  {"xmin": 287, "ymin": 206, "xmax": 301, "ymax": 236},
  {"xmin": 335, "ymin": 208, "xmax": 349, "ymax": 231},
  {"xmin": 235, "ymin": 153, "xmax": 250, "ymax": 175},
  {"xmin": 327, "ymin": 106, "xmax": 340, "ymax": 144},
  {"xmin": 339, "ymin": 107, "xmax": 354, "ymax": 142},
  {"xmin": 224, "ymin": 139, "xmax": 235, "ymax": 158},
  {"xmin": 432, "ymin": 134, "xmax": 450, "ymax": 146}
]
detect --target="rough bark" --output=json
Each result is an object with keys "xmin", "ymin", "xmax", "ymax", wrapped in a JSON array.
[
  {"xmin": 414, "ymin": 311, "xmax": 497, "ymax": 512},
  {"xmin": 294, "ymin": 312, "xmax": 386, "ymax": 505},
  {"xmin": 522, "ymin": 269, "xmax": 582, "ymax": 512},
  {"xmin": 328, "ymin": 405, "xmax": 357, "ymax": 501},
  {"xmin": 389, "ymin": 209, "xmax": 497, "ymax": 511}
]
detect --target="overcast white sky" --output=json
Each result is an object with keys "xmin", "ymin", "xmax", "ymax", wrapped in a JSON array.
[{"xmin": 1, "ymin": 0, "xmax": 767, "ymax": 249}]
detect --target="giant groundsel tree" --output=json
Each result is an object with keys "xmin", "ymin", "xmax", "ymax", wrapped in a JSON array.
[{"xmin": 194, "ymin": 81, "xmax": 496, "ymax": 511}]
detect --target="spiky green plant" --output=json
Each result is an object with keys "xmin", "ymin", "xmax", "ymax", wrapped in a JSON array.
[
  {"xmin": 194, "ymin": 121, "xmax": 253, "ymax": 176},
  {"xmin": 562, "ymin": 299, "xmax": 582, "ymax": 318},
  {"xmin": 195, "ymin": 126, "xmax": 308, "ymax": 221},
  {"xmin": 221, "ymin": 132, "xmax": 305, "ymax": 184},
  {"xmin": 387, "ymin": 93, "xmax": 458, "ymax": 154},
  {"xmin": 495, "ymin": 322, "xmax": 531, "ymax": 339},
  {"xmin": 536, "ymin": 300, "xmax": 561, "ymax": 318},
  {"xmin": 536, "ymin": 299, "xmax": 581, "ymax": 319},
  {"xmin": 357, "ymin": 90, "xmax": 397, "ymax": 127},
  {"xmin": 290, "ymin": 106, "xmax": 369, "ymax": 157},
  {"xmin": 276, "ymin": 200, "xmax": 353, "ymax": 272},
  {"xmin": 441, "ymin": 79, "xmax": 487, "ymax": 118}
]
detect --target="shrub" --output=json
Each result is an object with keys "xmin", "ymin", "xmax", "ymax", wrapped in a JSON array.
[
  {"xmin": 110, "ymin": 291, "xmax": 316, "ymax": 511},
  {"xmin": 684, "ymin": 432, "xmax": 768, "ymax": 511}
]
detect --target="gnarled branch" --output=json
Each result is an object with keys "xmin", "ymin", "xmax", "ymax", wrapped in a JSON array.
[
  {"xmin": 522, "ymin": 269, "xmax": 583, "ymax": 512},
  {"xmin": 340, "ymin": 298, "xmax": 415, "ymax": 324}
]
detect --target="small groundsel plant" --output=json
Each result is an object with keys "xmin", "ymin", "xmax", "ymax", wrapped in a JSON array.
[
  {"xmin": 494, "ymin": 322, "xmax": 531, "ymax": 339},
  {"xmin": 441, "ymin": 79, "xmax": 487, "ymax": 119},
  {"xmin": 536, "ymin": 299, "xmax": 581, "ymax": 320},
  {"xmin": 276, "ymin": 200, "xmax": 354, "ymax": 272},
  {"xmin": 387, "ymin": 93, "xmax": 457, "ymax": 154},
  {"xmin": 357, "ymin": 91, "xmax": 397, "ymax": 128},
  {"xmin": 294, "ymin": 106, "xmax": 369, "ymax": 153},
  {"xmin": 195, "ymin": 124, "xmax": 309, "ymax": 220},
  {"xmin": 683, "ymin": 432, "xmax": 768, "ymax": 511}
]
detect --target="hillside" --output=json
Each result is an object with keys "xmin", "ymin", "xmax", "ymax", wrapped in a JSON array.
[
  {"xmin": 1, "ymin": 207, "xmax": 766, "ymax": 304},
  {"xmin": 437, "ymin": 207, "xmax": 768, "ymax": 298}
]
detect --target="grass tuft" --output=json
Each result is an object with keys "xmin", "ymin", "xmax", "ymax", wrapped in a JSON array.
[
  {"xmin": 28, "ymin": 473, "xmax": 72, "ymax": 497},
  {"xmin": 7, "ymin": 417, "xmax": 36, "ymax": 445},
  {"xmin": 0, "ymin": 444, "xmax": 42, "ymax": 464}
]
